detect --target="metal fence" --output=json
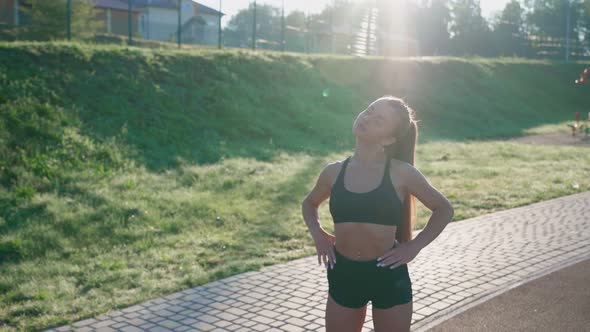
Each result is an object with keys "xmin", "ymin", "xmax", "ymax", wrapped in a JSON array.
[
  {"xmin": 0, "ymin": 0, "xmax": 589, "ymax": 60},
  {"xmin": 0, "ymin": 0, "xmax": 373, "ymax": 55}
]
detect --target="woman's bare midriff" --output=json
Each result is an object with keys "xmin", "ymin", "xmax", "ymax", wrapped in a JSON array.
[{"xmin": 334, "ymin": 223, "xmax": 397, "ymax": 261}]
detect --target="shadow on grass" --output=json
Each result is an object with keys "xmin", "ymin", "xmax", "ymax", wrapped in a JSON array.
[{"xmin": 5, "ymin": 43, "xmax": 588, "ymax": 176}]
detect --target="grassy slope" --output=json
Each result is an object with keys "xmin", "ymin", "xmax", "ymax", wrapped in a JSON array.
[{"xmin": 0, "ymin": 41, "xmax": 589, "ymax": 331}]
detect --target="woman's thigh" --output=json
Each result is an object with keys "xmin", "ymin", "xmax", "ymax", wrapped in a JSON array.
[
  {"xmin": 372, "ymin": 300, "xmax": 413, "ymax": 332},
  {"xmin": 370, "ymin": 263, "xmax": 413, "ymax": 331},
  {"xmin": 325, "ymin": 293, "xmax": 368, "ymax": 332},
  {"xmin": 326, "ymin": 248, "xmax": 373, "ymax": 331}
]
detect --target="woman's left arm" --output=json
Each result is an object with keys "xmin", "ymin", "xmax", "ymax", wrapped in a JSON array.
[{"xmin": 404, "ymin": 163, "xmax": 454, "ymax": 252}]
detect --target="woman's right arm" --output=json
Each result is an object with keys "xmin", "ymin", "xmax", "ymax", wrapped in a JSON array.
[
  {"xmin": 301, "ymin": 162, "xmax": 338, "ymax": 268},
  {"xmin": 301, "ymin": 163, "xmax": 335, "ymax": 236}
]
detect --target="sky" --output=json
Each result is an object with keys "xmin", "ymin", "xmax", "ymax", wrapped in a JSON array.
[{"xmin": 196, "ymin": 0, "xmax": 512, "ymax": 28}]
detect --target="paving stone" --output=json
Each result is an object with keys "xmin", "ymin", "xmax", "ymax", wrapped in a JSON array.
[
  {"xmin": 232, "ymin": 317, "xmax": 248, "ymax": 325},
  {"xmin": 74, "ymin": 327, "xmax": 92, "ymax": 332},
  {"xmin": 270, "ymin": 321, "xmax": 285, "ymax": 327},
  {"xmin": 138, "ymin": 323, "xmax": 156, "ymax": 329},
  {"xmin": 190, "ymin": 321, "xmax": 217, "ymax": 331},
  {"xmin": 278, "ymin": 323, "xmax": 306, "ymax": 332},
  {"xmin": 284, "ymin": 310, "xmax": 307, "ymax": 318},
  {"xmin": 93, "ymin": 320, "xmax": 114, "ymax": 328},
  {"xmin": 284, "ymin": 317, "xmax": 308, "ymax": 327},
  {"xmin": 212, "ymin": 319, "xmax": 232, "ymax": 328},
  {"xmin": 95, "ymin": 327, "xmax": 115, "ymax": 332},
  {"xmin": 223, "ymin": 308, "xmax": 247, "ymax": 318},
  {"xmin": 252, "ymin": 315, "xmax": 274, "ymax": 325},
  {"xmin": 241, "ymin": 320, "xmax": 257, "ymax": 327},
  {"xmin": 234, "ymin": 328, "xmax": 251, "ymax": 332},
  {"xmin": 179, "ymin": 318, "xmax": 198, "ymax": 325},
  {"xmin": 111, "ymin": 322, "xmax": 127, "ymax": 329},
  {"xmin": 416, "ymin": 306, "xmax": 438, "ymax": 316},
  {"xmin": 157, "ymin": 319, "xmax": 181, "ymax": 329},
  {"xmin": 305, "ymin": 322, "xmax": 322, "ymax": 330},
  {"xmin": 71, "ymin": 318, "xmax": 97, "ymax": 327},
  {"xmin": 195, "ymin": 314, "xmax": 220, "ymax": 324},
  {"xmin": 250, "ymin": 323, "xmax": 272, "ymax": 331},
  {"xmin": 430, "ymin": 301, "xmax": 452, "ymax": 310}
]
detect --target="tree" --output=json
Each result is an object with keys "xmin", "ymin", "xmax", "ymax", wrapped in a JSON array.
[
  {"xmin": 449, "ymin": 0, "xmax": 492, "ymax": 56},
  {"xmin": 414, "ymin": 0, "xmax": 452, "ymax": 56},
  {"xmin": 492, "ymin": 0, "xmax": 529, "ymax": 57},
  {"xmin": 307, "ymin": 0, "xmax": 365, "ymax": 54},
  {"xmin": 524, "ymin": 0, "xmax": 586, "ymax": 58},
  {"xmin": 283, "ymin": 10, "xmax": 307, "ymax": 52},
  {"xmin": 224, "ymin": 0, "xmax": 364, "ymax": 54},
  {"xmin": 21, "ymin": 0, "xmax": 101, "ymax": 40},
  {"xmin": 224, "ymin": 3, "xmax": 282, "ymax": 50},
  {"xmin": 524, "ymin": 0, "xmax": 584, "ymax": 38}
]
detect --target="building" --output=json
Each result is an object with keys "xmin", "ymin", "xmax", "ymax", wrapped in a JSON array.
[
  {"xmin": 0, "ymin": 0, "xmax": 26, "ymax": 26},
  {"xmin": 134, "ymin": 0, "xmax": 224, "ymax": 45},
  {"xmin": 93, "ymin": 0, "xmax": 140, "ymax": 36},
  {"xmin": 0, "ymin": 0, "xmax": 224, "ymax": 46}
]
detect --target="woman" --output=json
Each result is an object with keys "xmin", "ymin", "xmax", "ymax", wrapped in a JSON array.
[{"xmin": 301, "ymin": 95, "xmax": 454, "ymax": 332}]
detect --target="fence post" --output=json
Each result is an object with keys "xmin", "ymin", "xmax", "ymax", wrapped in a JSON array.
[
  {"xmin": 178, "ymin": 0, "xmax": 181, "ymax": 48},
  {"xmin": 281, "ymin": 0, "xmax": 285, "ymax": 51},
  {"xmin": 128, "ymin": 0, "xmax": 132, "ymax": 45},
  {"xmin": 565, "ymin": 0, "xmax": 571, "ymax": 62},
  {"xmin": 67, "ymin": 0, "xmax": 71, "ymax": 40},
  {"xmin": 218, "ymin": 0, "xmax": 222, "ymax": 49},
  {"xmin": 306, "ymin": 11, "xmax": 310, "ymax": 54},
  {"xmin": 13, "ymin": 0, "xmax": 19, "ymax": 26},
  {"xmin": 330, "ymin": 0, "xmax": 334, "ymax": 53},
  {"xmin": 252, "ymin": 0, "xmax": 257, "ymax": 50}
]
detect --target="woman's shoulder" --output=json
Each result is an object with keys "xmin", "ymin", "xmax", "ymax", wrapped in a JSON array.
[
  {"xmin": 389, "ymin": 158, "xmax": 412, "ymax": 170},
  {"xmin": 319, "ymin": 157, "xmax": 348, "ymax": 186},
  {"xmin": 388, "ymin": 158, "xmax": 415, "ymax": 182},
  {"xmin": 389, "ymin": 159, "xmax": 430, "ymax": 189},
  {"xmin": 325, "ymin": 157, "xmax": 347, "ymax": 174}
]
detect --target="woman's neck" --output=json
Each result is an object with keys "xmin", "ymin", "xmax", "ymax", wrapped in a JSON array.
[{"xmin": 351, "ymin": 141, "xmax": 387, "ymax": 168}]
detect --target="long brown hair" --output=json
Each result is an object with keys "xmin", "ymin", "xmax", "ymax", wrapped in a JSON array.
[{"xmin": 381, "ymin": 95, "xmax": 419, "ymax": 244}]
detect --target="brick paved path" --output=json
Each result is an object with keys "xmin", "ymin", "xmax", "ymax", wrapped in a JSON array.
[{"xmin": 44, "ymin": 191, "xmax": 590, "ymax": 332}]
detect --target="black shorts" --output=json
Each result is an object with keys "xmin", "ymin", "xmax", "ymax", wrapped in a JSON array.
[{"xmin": 327, "ymin": 240, "xmax": 413, "ymax": 309}]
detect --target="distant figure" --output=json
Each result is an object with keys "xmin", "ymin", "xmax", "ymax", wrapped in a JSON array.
[{"xmin": 301, "ymin": 95, "xmax": 454, "ymax": 332}]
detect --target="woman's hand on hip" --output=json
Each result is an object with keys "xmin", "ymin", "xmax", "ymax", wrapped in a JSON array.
[
  {"xmin": 376, "ymin": 240, "xmax": 421, "ymax": 269},
  {"xmin": 311, "ymin": 228, "xmax": 336, "ymax": 270}
]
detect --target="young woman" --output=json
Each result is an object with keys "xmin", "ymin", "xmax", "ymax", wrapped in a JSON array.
[{"xmin": 301, "ymin": 95, "xmax": 454, "ymax": 332}]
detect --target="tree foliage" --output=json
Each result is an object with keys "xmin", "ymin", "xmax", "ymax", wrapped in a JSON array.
[
  {"xmin": 220, "ymin": 0, "xmax": 590, "ymax": 58},
  {"xmin": 21, "ymin": 0, "xmax": 102, "ymax": 40}
]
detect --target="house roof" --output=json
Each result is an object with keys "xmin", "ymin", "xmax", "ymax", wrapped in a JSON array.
[
  {"xmin": 182, "ymin": 15, "xmax": 207, "ymax": 28},
  {"xmin": 133, "ymin": 0, "xmax": 224, "ymax": 16},
  {"xmin": 93, "ymin": 0, "xmax": 140, "ymax": 12}
]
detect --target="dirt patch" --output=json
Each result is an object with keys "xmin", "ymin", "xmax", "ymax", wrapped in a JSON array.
[{"xmin": 505, "ymin": 132, "xmax": 590, "ymax": 148}]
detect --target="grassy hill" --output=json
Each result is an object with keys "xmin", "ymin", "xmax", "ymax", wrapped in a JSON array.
[{"xmin": 1, "ymin": 41, "xmax": 589, "ymax": 331}]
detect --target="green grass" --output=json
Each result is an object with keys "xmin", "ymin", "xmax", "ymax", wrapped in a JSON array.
[{"xmin": 1, "ymin": 41, "xmax": 589, "ymax": 331}]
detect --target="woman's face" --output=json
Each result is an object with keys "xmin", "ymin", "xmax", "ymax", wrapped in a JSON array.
[{"xmin": 352, "ymin": 99, "xmax": 399, "ymax": 146}]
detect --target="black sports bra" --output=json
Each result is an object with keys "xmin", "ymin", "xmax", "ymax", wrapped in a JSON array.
[{"xmin": 329, "ymin": 156, "xmax": 403, "ymax": 226}]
